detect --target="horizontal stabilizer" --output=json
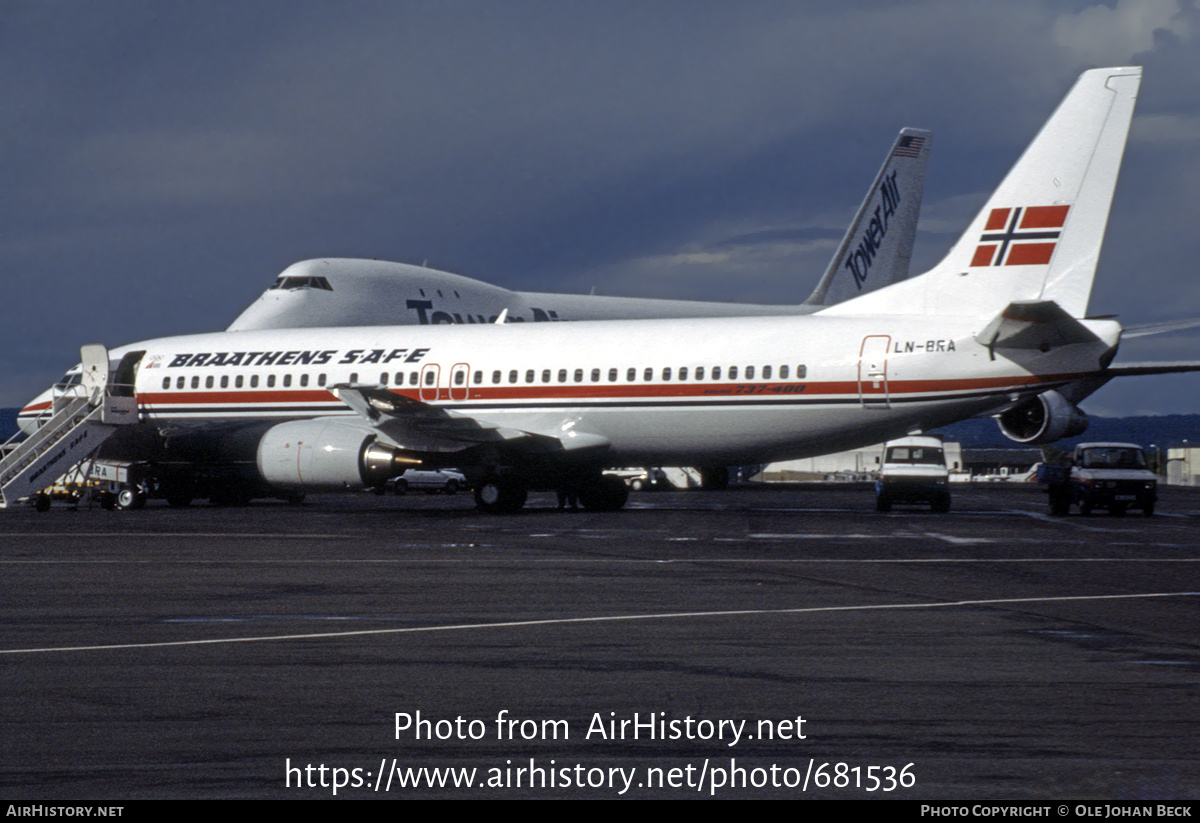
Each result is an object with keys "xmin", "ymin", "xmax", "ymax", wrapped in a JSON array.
[
  {"xmin": 975, "ymin": 301, "xmax": 1101, "ymax": 352},
  {"xmin": 1103, "ymin": 361, "xmax": 1200, "ymax": 377},
  {"xmin": 1122, "ymin": 317, "xmax": 1200, "ymax": 339}
]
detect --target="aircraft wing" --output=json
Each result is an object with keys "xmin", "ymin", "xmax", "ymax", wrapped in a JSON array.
[{"xmin": 331, "ymin": 384, "xmax": 612, "ymax": 456}]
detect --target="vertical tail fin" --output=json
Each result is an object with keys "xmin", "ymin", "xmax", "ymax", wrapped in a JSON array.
[
  {"xmin": 826, "ymin": 67, "xmax": 1141, "ymax": 318},
  {"xmin": 804, "ymin": 128, "xmax": 931, "ymax": 307}
]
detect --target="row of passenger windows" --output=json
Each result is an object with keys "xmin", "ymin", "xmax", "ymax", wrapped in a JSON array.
[
  {"xmin": 160, "ymin": 364, "xmax": 808, "ymax": 391},
  {"xmin": 162, "ymin": 373, "xmax": 329, "ymax": 390},
  {"xmin": 468, "ymin": 364, "xmax": 806, "ymax": 386}
]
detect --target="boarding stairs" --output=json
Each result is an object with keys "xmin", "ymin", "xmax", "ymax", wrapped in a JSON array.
[
  {"xmin": 660, "ymin": 466, "xmax": 703, "ymax": 489},
  {"xmin": 0, "ymin": 345, "xmax": 138, "ymax": 508}
]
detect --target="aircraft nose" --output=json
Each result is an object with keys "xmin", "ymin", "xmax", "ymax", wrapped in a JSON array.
[{"xmin": 16, "ymin": 388, "xmax": 54, "ymax": 435}]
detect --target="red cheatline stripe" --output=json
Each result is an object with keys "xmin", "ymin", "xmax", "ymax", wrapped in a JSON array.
[{"xmin": 133, "ymin": 372, "xmax": 1085, "ymax": 408}]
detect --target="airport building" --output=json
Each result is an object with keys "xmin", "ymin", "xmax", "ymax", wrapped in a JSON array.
[{"xmin": 1166, "ymin": 447, "xmax": 1200, "ymax": 486}]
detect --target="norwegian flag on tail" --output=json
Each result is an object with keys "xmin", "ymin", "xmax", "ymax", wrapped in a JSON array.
[{"xmin": 970, "ymin": 205, "xmax": 1070, "ymax": 267}]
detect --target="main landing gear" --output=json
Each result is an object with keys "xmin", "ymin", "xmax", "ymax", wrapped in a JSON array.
[{"xmin": 474, "ymin": 476, "xmax": 528, "ymax": 514}]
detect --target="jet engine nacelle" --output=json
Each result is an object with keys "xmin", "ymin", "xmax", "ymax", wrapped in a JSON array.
[
  {"xmin": 256, "ymin": 418, "xmax": 417, "ymax": 490},
  {"xmin": 997, "ymin": 390, "xmax": 1089, "ymax": 444}
]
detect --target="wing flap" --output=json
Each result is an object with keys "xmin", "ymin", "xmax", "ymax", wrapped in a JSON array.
[{"xmin": 331, "ymin": 385, "xmax": 611, "ymax": 456}]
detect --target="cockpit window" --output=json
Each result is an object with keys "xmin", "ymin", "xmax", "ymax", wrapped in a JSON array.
[
  {"xmin": 55, "ymin": 370, "xmax": 83, "ymax": 389},
  {"xmin": 269, "ymin": 276, "xmax": 333, "ymax": 291}
]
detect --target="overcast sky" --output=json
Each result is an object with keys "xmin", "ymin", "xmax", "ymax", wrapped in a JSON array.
[{"xmin": 4, "ymin": 0, "xmax": 1200, "ymax": 417}]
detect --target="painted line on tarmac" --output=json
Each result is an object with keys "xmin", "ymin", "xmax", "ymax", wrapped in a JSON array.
[
  {"xmin": 3, "ymin": 556, "xmax": 1199, "ymax": 565},
  {"xmin": 3, "ymin": 591, "xmax": 1196, "ymax": 656}
]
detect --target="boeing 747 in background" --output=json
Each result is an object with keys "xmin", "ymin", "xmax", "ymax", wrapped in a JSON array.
[{"xmin": 226, "ymin": 128, "xmax": 932, "ymax": 331}]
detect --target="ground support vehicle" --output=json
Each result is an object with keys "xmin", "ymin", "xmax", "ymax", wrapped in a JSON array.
[
  {"xmin": 875, "ymin": 436, "xmax": 951, "ymax": 512},
  {"xmin": 1039, "ymin": 442, "xmax": 1156, "ymax": 516}
]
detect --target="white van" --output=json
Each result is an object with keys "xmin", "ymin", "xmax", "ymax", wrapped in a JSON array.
[{"xmin": 875, "ymin": 436, "xmax": 951, "ymax": 512}]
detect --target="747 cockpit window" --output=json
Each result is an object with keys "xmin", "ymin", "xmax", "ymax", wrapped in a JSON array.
[{"xmin": 269, "ymin": 275, "xmax": 333, "ymax": 291}]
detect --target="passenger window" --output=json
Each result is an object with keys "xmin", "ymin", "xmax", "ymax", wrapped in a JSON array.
[
  {"xmin": 267, "ymin": 375, "xmax": 276, "ymax": 388},
  {"xmin": 542, "ymin": 369, "xmax": 551, "ymax": 383},
  {"xmin": 455, "ymin": 370, "xmax": 466, "ymax": 386},
  {"xmin": 712, "ymin": 366, "xmax": 721, "ymax": 380},
  {"xmin": 558, "ymin": 369, "xmax": 567, "ymax": 382},
  {"xmin": 679, "ymin": 367, "xmax": 688, "ymax": 381},
  {"xmin": 729, "ymin": 366, "xmax": 738, "ymax": 379},
  {"xmin": 300, "ymin": 374, "xmax": 308, "ymax": 387},
  {"xmin": 396, "ymin": 372, "xmax": 404, "ymax": 385},
  {"xmin": 746, "ymin": 366, "xmax": 755, "ymax": 379},
  {"xmin": 608, "ymin": 368, "xmax": 618, "ymax": 382},
  {"xmin": 177, "ymin": 376, "xmax": 185, "ymax": 389},
  {"xmin": 380, "ymin": 373, "xmax": 388, "ymax": 386},
  {"xmin": 627, "ymin": 368, "xmax": 636, "ymax": 381},
  {"xmin": 236, "ymin": 375, "xmax": 244, "ymax": 388},
  {"xmin": 474, "ymin": 371, "xmax": 482, "ymax": 384},
  {"xmin": 573, "ymin": 369, "xmax": 583, "ymax": 383},
  {"xmin": 162, "ymin": 377, "xmax": 170, "ymax": 390},
  {"xmin": 763, "ymin": 365, "xmax": 772, "ymax": 379},
  {"xmin": 780, "ymin": 365, "xmax": 789, "ymax": 379},
  {"xmin": 318, "ymin": 374, "xmax": 326, "ymax": 387},
  {"xmin": 424, "ymin": 371, "xmax": 435, "ymax": 386},
  {"xmin": 525, "ymin": 369, "xmax": 535, "ymax": 383},
  {"xmin": 797, "ymin": 365, "xmax": 807, "ymax": 379},
  {"xmin": 492, "ymin": 370, "xmax": 502, "ymax": 384},
  {"xmin": 508, "ymin": 370, "xmax": 518, "ymax": 383},
  {"xmin": 205, "ymin": 376, "xmax": 213, "ymax": 389},
  {"xmin": 350, "ymin": 372, "xmax": 358, "ymax": 383},
  {"xmin": 283, "ymin": 374, "xmax": 292, "ymax": 388},
  {"xmin": 591, "ymin": 368, "xmax": 600, "ymax": 382},
  {"xmin": 644, "ymin": 368, "xmax": 653, "ymax": 381},
  {"xmin": 695, "ymin": 366, "xmax": 704, "ymax": 380},
  {"xmin": 250, "ymin": 375, "xmax": 259, "ymax": 388},
  {"xmin": 409, "ymin": 372, "xmax": 418, "ymax": 386},
  {"xmin": 662, "ymin": 368, "xmax": 672, "ymax": 381},
  {"xmin": 220, "ymin": 375, "xmax": 229, "ymax": 389}
]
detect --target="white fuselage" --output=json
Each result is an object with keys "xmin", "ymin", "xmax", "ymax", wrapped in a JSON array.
[{"xmin": 22, "ymin": 313, "xmax": 1120, "ymax": 466}]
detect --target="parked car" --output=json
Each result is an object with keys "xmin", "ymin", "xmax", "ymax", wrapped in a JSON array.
[
  {"xmin": 388, "ymin": 469, "xmax": 467, "ymax": 495},
  {"xmin": 1039, "ymin": 442, "xmax": 1156, "ymax": 516}
]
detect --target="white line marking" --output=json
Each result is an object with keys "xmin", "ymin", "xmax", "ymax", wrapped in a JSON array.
[
  {"xmin": 923, "ymin": 532, "xmax": 995, "ymax": 545},
  {"xmin": 3, "ymin": 592, "xmax": 1195, "ymax": 656},
  {"xmin": 2, "ymin": 557, "xmax": 1199, "ymax": 566}
]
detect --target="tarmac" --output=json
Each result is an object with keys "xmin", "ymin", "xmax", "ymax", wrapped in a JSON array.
[{"xmin": 2, "ymin": 482, "xmax": 1198, "ymax": 799}]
